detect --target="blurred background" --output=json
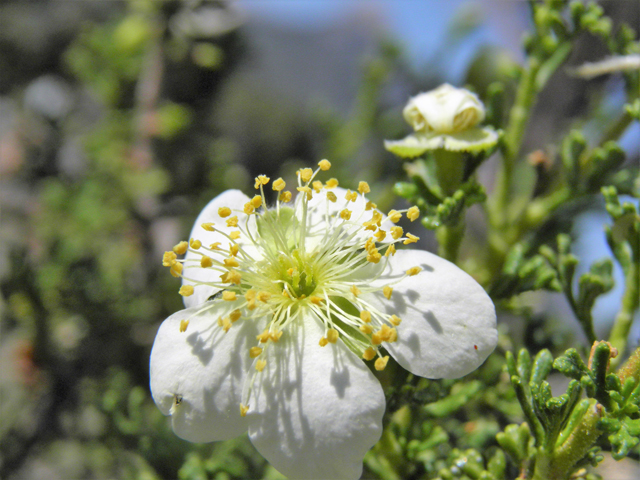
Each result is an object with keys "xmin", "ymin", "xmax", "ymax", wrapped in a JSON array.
[{"xmin": 1, "ymin": 0, "xmax": 638, "ymax": 478}]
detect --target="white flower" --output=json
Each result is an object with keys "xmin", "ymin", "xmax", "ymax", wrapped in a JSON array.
[
  {"xmin": 150, "ymin": 161, "xmax": 498, "ymax": 480},
  {"xmin": 385, "ymin": 84, "xmax": 499, "ymax": 158}
]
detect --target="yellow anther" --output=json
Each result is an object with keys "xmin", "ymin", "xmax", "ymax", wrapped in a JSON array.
[
  {"xmin": 201, "ymin": 222, "xmax": 215, "ymax": 231},
  {"xmin": 367, "ymin": 250, "xmax": 382, "ymax": 264},
  {"xmin": 365, "ymin": 201, "xmax": 377, "ymax": 211},
  {"xmin": 390, "ymin": 226, "xmax": 403, "ymax": 240},
  {"xmin": 299, "ymin": 168, "xmax": 313, "ymax": 183},
  {"xmin": 326, "ymin": 191, "xmax": 337, "ymax": 203},
  {"xmin": 222, "ymin": 317, "xmax": 232, "ymax": 333},
  {"xmin": 358, "ymin": 181, "xmax": 371, "ymax": 194},
  {"xmin": 390, "ymin": 314, "xmax": 402, "ymax": 326},
  {"xmin": 325, "ymin": 178, "xmax": 339, "ymax": 189},
  {"xmin": 340, "ymin": 209, "xmax": 352, "ymax": 220},
  {"xmin": 229, "ymin": 310, "xmax": 241, "ymax": 323},
  {"xmin": 406, "ymin": 266, "xmax": 422, "ymax": 276},
  {"xmin": 297, "ymin": 186, "xmax": 312, "ymax": 200},
  {"xmin": 345, "ymin": 190, "xmax": 357, "ymax": 202},
  {"xmin": 179, "ymin": 319, "xmax": 189, "ymax": 333},
  {"xmin": 240, "ymin": 404, "xmax": 249, "ymax": 417},
  {"xmin": 350, "ymin": 285, "xmax": 361, "ymax": 297},
  {"xmin": 257, "ymin": 331, "xmax": 270, "ymax": 343},
  {"xmin": 209, "ymin": 242, "xmax": 222, "ymax": 250},
  {"xmin": 245, "ymin": 289, "xmax": 256, "ymax": 301},
  {"xmin": 363, "ymin": 347, "xmax": 376, "ymax": 361},
  {"xmin": 374, "ymin": 229, "xmax": 386, "ymax": 242},
  {"xmin": 270, "ymin": 330, "xmax": 283, "ymax": 342},
  {"xmin": 287, "ymin": 267, "xmax": 295, "ymax": 276},
  {"xmin": 364, "ymin": 237, "xmax": 376, "ymax": 252},
  {"xmin": 385, "ymin": 244, "xmax": 396, "ymax": 257},
  {"xmin": 222, "ymin": 291, "xmax": 237, "ymax": 301},
  {"xmin": 318, "ymin": 159, "xmax": 331, "ymax": 171},
  {"xmin": 251, "ymin": 195, "xmax": 262, "ymax": 208},
  {"xmin": 254, "ymin": 175, "xmax": 270, "ymax": 189},
  {"xmin": 312, "ymin": 180, "xmax": 323, "ymax": 193},
  {"xmin": 258, "ymin": 291, "xmax": 271, "ymax": 302},
  {"xmin": 326, "ymin": 328, "xmax": 339, "ymax": 343},
  {"xmin": 224, "ymin": 257, "xmax": 239, "ymax": 268},
  {"xmin": 170, "ymin": 262, "xmax": 183, "ymax": 277},
  {"xmin": 363, "ymin": 211, "xmax": 382, "ymax": 230},
  {"xmin": 243, "ymin": 202, "xmax": 255, "ymax": 214},
  {"xmin": 217, "ymin": 317, "xmax": 224, "ymax": 327},
  {"xmin": 371, "ymin": 331, "xmax": 383, "ymax": 345},
  {"xmin": 360, "ymin": 310, "xmax": 371, "ymax": 323},
  {"xmin": 272, "ymin": 178, "xmax": 286, "ymax": 191},
  {"xmin": 375, "ymin": 356, "xmax": 389, "ymax": 371},
  {"xmin": 222, "ymin": 269, "xmax": 241, "ymax": 285},
  {"xmin": 250, "ymin": 347, "xmax": 263, "ymax": 358},
  {"xmin": 163, "ymin": 251, "xmax": 177, "ymax": 267},
  {"xmin": 387, "ymin": 210, "xmax": 402, "ymax": 223},
  {"xmin": 230, "ymin": 231, "xmax": 241, "ymax": 239},
  {"xmin": 226, "ymin": 216, "xmax": 238, "ymax": 227},
  {"xmin": 310, "ymin": 296, "xmax": 324, "ymax": 305},
  {"xmin": 403, "ymin": 233, "xmax": 419, "ymax": 245},
  {"xmin": 282, "ymin": 289, "xmax": 290, "ymax": 298},
  {"xmin": 179, "ymin": 285, "xmax": 194, "ymax": 297},
  {"xmin": 407, "ymin": 206, "xmax": 420, "ymax": 221},
  {"xmin": 279, "ymin": 191, "xmax": 292, "ymax": 203},
  {"xmin": 383, "ymin": 286, "xmax": 393, "ymax": 300},
  {"xmin": 359, "ymin": 324, "xmax": 373, "ymax": 334},
  {"xmin": 218, "ymin": 207, "xmax": 231, "ymax": 218},
  {"xmin": 173, "ymin": 241, "xmax": 188, "ymax": 255},
  {"xmin": 190, "ymin": 238, "xmax": 202, "ymax": 249},
  {"xmin": 230, "ymin": 244, "xmax": 239, "ymax": 256},
  {"xmin": 319, "ymin": 337, "xmax": 329, "ymax": 347},
  {"xmin": 387, "ymin": 327, "xmax": 398, "ymax": 343},
  {"xmin": 255, "ymin": 359, "xmax": 267, "ymax": 371}
]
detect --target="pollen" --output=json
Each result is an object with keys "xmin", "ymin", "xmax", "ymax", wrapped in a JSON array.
[
  {"xmin": 179, "ymin": 319, "xmax": 189, "ymax": 333},
  {"xmin": 297, "ymin": 186, "xmax": 312, "ymax": 200},
  {"xmin": 240, "ymin": 404, "xmax": 249, "ymax": 417},
  {"xmin": 173, "ymin": 241, "xmax": 188, "ymax": 255},
  {"xmin": 310, "ymin": 295, "xmax": 324, "ymax": 305},
  {"xmin": 179, "ymin": 285, "xmax": 194, "ymax": 296},
  {"xmin": 225, "ymin": 270, "xmax": 242, "ymax": 285},
  {"xmin": 250, "ymin": 347, "xmax": 263, "ymax": 358},
  {"xmin": 326, "ymin": 328, "xmax": 339, "ymax": 343},
  {"xmin": 218, "ymin": 207, "xmax": 231, "ymax": 218},
  {"xmin": 222, "ymin": 291, "xmax": 237, "ymax": 301},
  {"xmin": 360, "ymin": 311, "xmax": 371, "ymax": 323},
  {"xmin": 210, "ymin": 242, "xmax": 222, "ymax": 250},
  {"xmin": 325, "ymin": 178, "xmax": 339, "ymax": 189},
  {"xmin": 385, "ymin": 244, "xmax": 396, "ymax": 257},
  {"xmin": 365, "ymin": 201, "xmax": 377, "ymax": 211},
  {"xmin": 319, "ymin": 337, "xmax": 329, "ymax": 347},
  {"xmin": 270, "ymin": 330, "xmax": 283, "ymax": 342},
  {"xmin": 229, "ymin": 244, "xmax": 239, "ymax": 256},
  {"xmin": 312, "ymin": 180, "xmax": 323, "ymax": 193},
  {"xmin": 350, "ymin": 285, "xmax": 361, "ymax": 297},
  {"xmin": 254, "ymin": 175, "xmax": 270, "ymax": 189},
  {"xmin": 406, "ymin": 266, "xmax": 422, "ymax": 276},
  {"xmin": 390, "ymin": 226, "xmax": 403, "ymax": 240},
  {"xmin": 367, "ymin": 249, "xmax": 382, "ymax": 264},
  {"xmin": 257, "ymin": 331, "xmax": 271, "ymax": 343},
  {"xmin": 318, "ymin": 159, "xmax": 331, "ymax": 170},
  {"xmin": 390, "ymin": 314, "xmax": 402, "ymax": 326},
  {"xmin": 257, "ymin": 291, "xmax": 271, "ymax": 302},
  {"xmin": 358, "ymin": 181, "xmax": 371, "ymax": 194},
  {"xmin": 374, "ymin": 229, "xmax": 386, "ymax": 242},
  {"xmin": 226, "ymin": 216, "xmax": 238, "ymax": 227},
  {"xmin": 279, "ymin": 191, "xmax": 292, "ymax": 203},
  {"xmin": 190, "ymin": 238, "xmax": 202, "ymax": 249},
  {"xmin": 403, "ymin": 233, "xmax": 419, "ymax": 245},
  {"xmin": 363, "ymin": 347, "xmax": 377, "ymax": 361},
  {"xmin": 345, "ymin": 190, "xmax": 357, "ymax": 202},
  {"xmin": 224, "ymin": 257, "xmax": 239, "ymax": 268},
  {"xmin": 407, "ymin": 206, "xmax": 420, "ymax": 221},
  {"xmin": 299, "ymin": 168, "xmax": 313, "ymax": 183},
  {"xmin": 245, "ymin": 290, "xmax": 256, "ymax": 302},
  {"xmin": 170, "ymin": 262, "xmax": 183, "ymax": 277},
  {"xmin": 387, "ymin": 210, "xmax": 402, "ymax": 223},
  {"xmin": 359, "ymin": 324, "xmax": 373, "ymax": 334},
  {"xmin": 374, "ymin": 356, "xmax": 389, "ymax": 371},
  {"xmin": 163, "ymin": 251, "xmax": 177, "ymax": 266},
  {"xmin": 243, "ymin": 203, "xmax": 255, "ymax": 214},
  {"xmin": 201, "ymin": 222, "xmax": 215, "ymax": 231},
  {"xmin": 272, "ymin": 178, "xmax": 286, "ymax": 191},
  {"xmin": 230, "ymin": 310, "xmax": 242, "ymax": 322},
  {"xmin": 230, "ymin": 231, "xmax": 241, "ymax": 239},
  {"xmin": 383, "ymin": 286, "xmax": 393, "ymax": 300},
  {"xmin": 340, "ymin": 209, "xmax": 352, "ymax": 220},
  {"xmin": 251, "ymin": 195, "xmax": 262, "ymax": 208},
  {"xmin": 222, "ymin": 317, "xmax": 232, "ymax": 332},
  {"xmin": 255, "ymin": 359, "xmax": 267, "ymax": 371},
  {"xmin": 326, "ymin": 191, "xmax": 337, "ymax": 202}
]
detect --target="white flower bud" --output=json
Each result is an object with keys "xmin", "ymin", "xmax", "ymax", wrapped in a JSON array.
[{"xmin": 402, "ymin": 83, "xmax": 485, "ymax": 134}]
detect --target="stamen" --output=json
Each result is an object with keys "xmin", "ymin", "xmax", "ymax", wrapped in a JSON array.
[
  {"xmin": 255, "ymin": 359, "xmax": 267, "ymax": 371},
  {"xmin": 385, "ymin": 244, "xmax": 396, "ymax": 257},
  {"xmin": 201, "ymin": 222, "xmax": 215, "ymax": 231},
  {"xmin": 326, "ymin": 328, "xmax": 339, "ymax": 343},
  {"xmin": 318, "ymin": 159, "xmax": 331, "ymax": 170},
  {"xmin": 357, "ymin": 181, "xmax": 370, "ymax": 194},
  {"xmin": 299, "ymin": 168, "xmax": 313, "ymax": 183},
  {"xmin": 403, "ymin": 233, "xmax": 419, "ymax": 245},
  {"xmin": 319, "ymin": 337, "xmax": 329, "ymax": 347},
  {"xmin": 240, "ymin": 404, "xmax": 249, "ymax": 417},
  {"xmin": 279, "ymin": 191, "xmax": 292, "ymax": 202},
  {"xmin": 229, "ymin": 231, "xmax": 241, "ymax": 239},
  {"xmin": 173, "ymin": 241, "xmax": 188, "ymax": 255},
  {"xmin": 326, "ymin": 191, "xmax": 337, "ymax": 202},
  {"xmin": 190, "ymin": 238, "xmax": 202, "ymax": 249},
  {"xmin": 297, "ymin": 186, "xmax": 313, "ymax": 200},
  {"xmin": 390, "ymin": 314, "xmax": 402, "ymax": 326},
  {"xmin": 200, "ymin": 256, "xmax": 213, "ymax": 268},
  {"xmin": 340, "ymin": 209, "xmax": 352, "ymax": 220},
  {"xmin": 387, "ymin": 210, "xmax": 402, "ymax": 223},
  {"xmin": 222, "ymin": 291, "xmax": 237, "ymax": 301},
  {"xmin": 360, "ymin": 311, "xmax": 371, "ymax": 323},
  {"xmin": 218, "ymin": 207, "xmax": 231, "ymax": 218},
  {"xmin": 163, "ymin": 251, "xmax": 177, "ymax": 266},
  {"xmin": 179, "ymin": 285, "xmax": 194, "ymax": 296},
  {"xmin": 374, "ymin": 356, "xmax": 389, "ymax": 371},
  {"xmin": 383, "ymin": 286, "xmax": 393, "ymax": 299},
  {"xmin": 254, "ymin": 175, "xmax": 270, "ymax": 189},
  {"xmin": 345, "ymin": 190, "xmax": 357, "ymax": 202},
  {"xmin": 251, "ymin": 195, "xmax": 262, "ymax": 208},
  {"xmin": 250, "ymin": 347, "xmax": 263, "ymax": 358},
  {"xmin": 224, "ymin": 258, "xmax": 239, "ymax": 268},
  {"xmin": 350, "ymin": 285, "xmax": 361, "ymax": 296},
  {"xmin": 363, "ymin": 347, "xmax": 376, "ymax": 361},
  {"xmin": 179, "ymin": 319, "xmax": 189, "ymax": 333},
  {"xmin": 226, "ymin": 216, "xmax": 239, "ymax": 227},
  {"xmin": 325, "ymin": 178, "xmax": 339, "ymax": 189},
  {"xmin": 312, "ymin": 181, "xmax": 323, "ymax": 193},
  {"xmin": 390, "ymin": 226, "xmax": 403, "ymax": 240},
  {"xmin": 273, "ymin": 178, "xmax": 286, "ymax": 191},
  {"xmin": 170, "ymin": 262, "xmax": 183, "ymax": 277},
  {"xmin": 407, "ymin": 206, "xmax": 420, "ymax": 221},
  {"xmin": 406, "ymin": 266, "xmax": 422, "ymax": 276}
]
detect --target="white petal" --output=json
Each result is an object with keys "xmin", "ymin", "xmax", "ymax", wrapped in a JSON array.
[
  {"xmin": 365, "ymin": 249, "xmax": 497, "ymax": 379},
  {"xmin": 183, "ymin": 189, "xmax": 260, "ymax": 308},
  {"xmin": 247, "ymin": 314, "xmax": 385, "ymax": 480},
  {"xmin": 150, "ymin": 303, "xmax": 264, "ymax": 442}
]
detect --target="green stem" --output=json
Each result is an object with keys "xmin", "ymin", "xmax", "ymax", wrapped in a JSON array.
[
  {"xmin": 609, "ymin": 262, "xmax": 640, "ymax": 368},
  {"xmin": 599, "ymin": 110, "xmax": 634, "ymax": 147},
  {"xmin": 436, "ymin": 221, "xmax": 465, "ymax": 263}
]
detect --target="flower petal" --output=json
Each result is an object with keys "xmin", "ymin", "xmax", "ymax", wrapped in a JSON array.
[
  {"xmin": 183, "ymin": 189, "xmax": 259, "ymax": 308},
  {"xmin": 150, "ymin": 302, "xmax": 264, "ymax": 442},
  {"xmin": 247, "ymin": 314, "xmax": 385, "ymax": 480},
  {"xmin": 364, "ymin": 249, "xmax": 497, "ymax": 379},
  {"xmin": 384, "ymin": 127, "xmax": 498, "ymax": 158}
]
